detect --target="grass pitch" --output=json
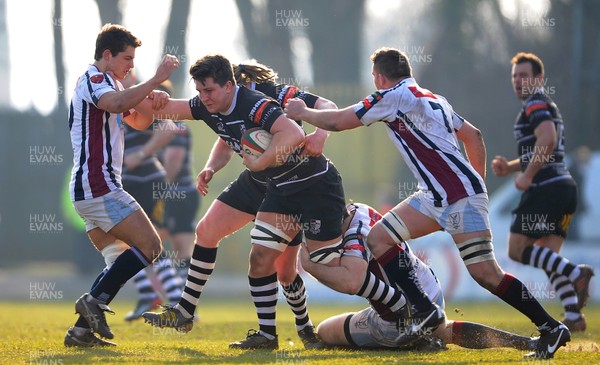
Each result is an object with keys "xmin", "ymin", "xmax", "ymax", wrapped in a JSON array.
[{"xmin": 4, "ymin": 299, "xmax": 599, "ymax": 365}]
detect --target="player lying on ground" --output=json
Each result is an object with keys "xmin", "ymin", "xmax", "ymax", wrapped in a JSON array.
[{"xmin": 301, "ymin": 202, "xmax": 537, "ymax": 352}]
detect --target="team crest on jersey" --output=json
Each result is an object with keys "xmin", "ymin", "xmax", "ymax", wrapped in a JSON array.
[
  {"xmin": 239, "ymin": 125, "xmax": 246, "ymax": 135},
  {"xmin": 217, "ymin": 122, "xmax": 226, "ymax": 133},
  {"xmin": 309, "ymin": 219, "xmax": 321, "ymax": 235},
  {"xmin": 90, "ymin": 74, "xmax": 105, "ymax": 84},
  {"xmin": 448, "ymin": 212, "xmax": 461, "ymax": 230},
  {"xmin": 362, "ymin": 91, "xmax": 383, "ymax": 110}
]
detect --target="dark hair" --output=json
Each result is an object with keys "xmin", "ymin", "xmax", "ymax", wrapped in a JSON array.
[
  {"xmin": 511, "ymin": 52, "xmax": 544, "ymax": 76},
  {"xmin": 94, "ymin": 23, "xmax": 141, "ymax": 61},
  {"xmin": 233, "ymin": 60, "xmax": 278, "ymax": 85},
  {"xmin": 370, "ymin": 47, "xmax": 412, "ymax": 80},
  {"xmin": 189, "ymin": 54, "xmax": 235, "ymax": 86}
]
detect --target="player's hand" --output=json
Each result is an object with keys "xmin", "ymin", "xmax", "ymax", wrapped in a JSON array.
[
  {"xmin": 241, "ymin": 149, "xmax": 265, "ymax": 172},
  {"xmin": 148, "ymin": 90, "xmax": 170, "ymax": 111},
  {"xmin": 284, "ymin": 98, "xmax": 308, "ymax": 121},
  {"xmin": 196, "ymin": 167, "xmax": 215, "ymax": 196},
  {"xmin": 514, "ymin": 173, "xmax": 532, "ymax": 191},
  {"xmin": 301, "ymin": 130, "xmax": 327, "ymax": 157},
  {"xmin": 299, "ymin": 243, "xmax": 312, "ymax": 270},
  {"xmin": 491, "ymin": 155, "xmax": 510, "ymax": 176},
  {"xmin": 153, "ymin": 54, "xmax": 180, "ymax": 84}
]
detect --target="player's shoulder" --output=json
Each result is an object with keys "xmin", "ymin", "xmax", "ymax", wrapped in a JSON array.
[{"xmin": 523, "ymin": 93, "xmax": 552, "ymax": 117}]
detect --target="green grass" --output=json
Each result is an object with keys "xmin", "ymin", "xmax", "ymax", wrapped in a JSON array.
[{"xmin": 4, "ymin": 300, "xmax": 599, "ymax": 365}]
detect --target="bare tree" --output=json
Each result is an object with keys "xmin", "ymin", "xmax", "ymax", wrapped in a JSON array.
[
  {"xmin": 163, "ymin": 0, "xmax": 191, "ymax": 98},
  {"xmin": 94, "ymin": 0, "xmax": 122, "ymax": 25},
  {"xmin": 53, "ymin": 0, "xmax": 67, "ymax": 113},
  {"xmin": 0, "ymin": 0, "xmax": 9, "ymax": 107}
]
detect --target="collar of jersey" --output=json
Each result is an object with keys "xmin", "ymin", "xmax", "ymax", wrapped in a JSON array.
[{"xmin": 221, "ymin": 86, "xmax": 240, "ymax": 116}]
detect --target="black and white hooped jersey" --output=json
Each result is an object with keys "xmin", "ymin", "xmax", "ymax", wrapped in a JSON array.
[
  {"xmin": 353, "ymin": 78, "xmax": 486, "ymax": 207},
  {"xmin": 68, "ymin": 65, "xmax": 127, "ymax": 201},
  {"xmin": 514, "ymin": 91, "xmax": 574, "ymax": 186},
  {"xmin": 159, "ymin": 121, "xmax": 195, "ymax": 189},
  {"xmin": 122, "ymin": 121, "xmax": 167, "ymax": 183},
  {"xmin": 342, "ymin": 203, "xmax": 441, "ymax": 321},
  {"xmin": 189, "ymin": 86, "xmax": 328, "ymax": 194}
]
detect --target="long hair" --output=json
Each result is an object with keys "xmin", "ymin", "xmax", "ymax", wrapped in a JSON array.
[{"xmin": 233, "ymin": 60, "xmax": 278, "ymax": 85}]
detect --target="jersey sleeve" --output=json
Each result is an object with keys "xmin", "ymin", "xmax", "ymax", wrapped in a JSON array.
[
  {"xmin": 247, "ymin": 98, "xmax": 285, "ymax": 132},
  {"xmin": 524, "ymin": 98, "xmax": 553, "ymax": 130},
  {"xmin": 81, "ymin": 72, "xmax": 117, "ymax": 107},
  {"xmin": 452, "ymin": 111, "xmax": 465, "ymax": 131},
  {"xmin": 352, "ymin": 90, "xmax": 397, "ymax": 126},
  {"xmin": 189, "ymin": 95, "xmax": 209, "ymax": 120}
]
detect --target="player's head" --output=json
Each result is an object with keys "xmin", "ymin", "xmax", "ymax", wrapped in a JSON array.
[
  {"xmin": 189, "ymin": 54, "xmax": 236, "ymax": 113},
  {"xmin": 510, "ymin": 52, "xmax": 545, "ymax": 100},
  {"xmin": 233, "ymin": 60, "xmax": 278, "ymax": 87},
  {"xmin": 370, "ymin": 47, "xmax": 412, "ymax": 89},
  {"xmin": 94, "ymin": 24, "xmax": 141, "ymax": 80}
]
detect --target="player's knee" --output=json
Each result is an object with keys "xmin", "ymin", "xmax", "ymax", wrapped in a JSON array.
[
  {"xmin": 194, "ymin": 219, "xmax": 220, "ymax": 247},
  {"xmin": 276, "ymin": 268, "xmax": 297, "ymax": 284}
]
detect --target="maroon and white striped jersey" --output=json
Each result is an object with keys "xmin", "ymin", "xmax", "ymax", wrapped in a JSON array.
[
  {"xmin": 68, "ymin": 65, "xmax": 127, "ymax": 201},
  {"xmin": 353, "ymin": 78, "xmax": 486, "ymax": 207}
]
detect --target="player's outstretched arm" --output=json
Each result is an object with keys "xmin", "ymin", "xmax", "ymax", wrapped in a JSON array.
[
  {"xmin": 285, "ymin": 99, "xmax": 363, "ymax": 132},
  {"xmin": 98, "ymin": 54, "xmax": 179, "ymax": 114}
]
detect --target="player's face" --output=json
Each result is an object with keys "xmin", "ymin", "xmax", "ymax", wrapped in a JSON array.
[
  {"xmin": 194, "ymin": 78, "xmax": 234, "ymax": 113},
  {"xmin": 107, "ymin": 46, "xmax": 135, "ymax": 81},
  {"xmin": 511, "ymin": 62, "xmax": 542, "ymax": 101}
]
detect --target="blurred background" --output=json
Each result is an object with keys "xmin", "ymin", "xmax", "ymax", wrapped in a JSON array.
[{"xmin": 0, "ymin": 0, "xmax": 599, "ymax": 302}]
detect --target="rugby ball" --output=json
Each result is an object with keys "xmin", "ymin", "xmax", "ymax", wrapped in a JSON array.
[{"xmin": 241, "ymin": 128, "xmax": 272, "ymax": 158}]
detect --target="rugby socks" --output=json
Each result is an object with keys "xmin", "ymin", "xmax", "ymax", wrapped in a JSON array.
[
  {"xmin": 153, "ymin": 257, "xmax": 183, "ymax": 304},
  {"xmin": 376, "ymin": 244, "xmax": 433, "ymax": 313},
  {"xmin": 281, "ymin": 274, "xmax": 312, "ymax": 332},
  {"xmin": 74, "ymin": 269, "xmax": 108, "ymax": 329},
  {"xmin": 131, "ymin": 268, "xmax": 160, "ymax": 303},
  {"xmin": 546, "ymin": 271, "xmax": 581, "ymax": 320},
  {"xmin": 249, "ymin": 273, "xmax": 279, "ymax": 338},
  {"xmin": 176, "ymin": 245, "xmax": 217, "ymax": 319},
  {"xmin": 176, "ymin": 258, "xmax": 191, "ymax": 290},
  {"xmin": 522, "ymin": 246, "xmax": 580, "ymax": 280},
  {"xmin": 90, "ymin": 247, "xmax": 151, "ymax": 303},
  {"xmin": 451, "ymin": 321, "xmax": 533, "ymax": 350},
  {"xmin": 356, "ymin": 271, "xmax": 406, "ymax": 312},
  {"xmin": 492, "ymin": 273, "xmax": 559, "ymax": 329}
]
